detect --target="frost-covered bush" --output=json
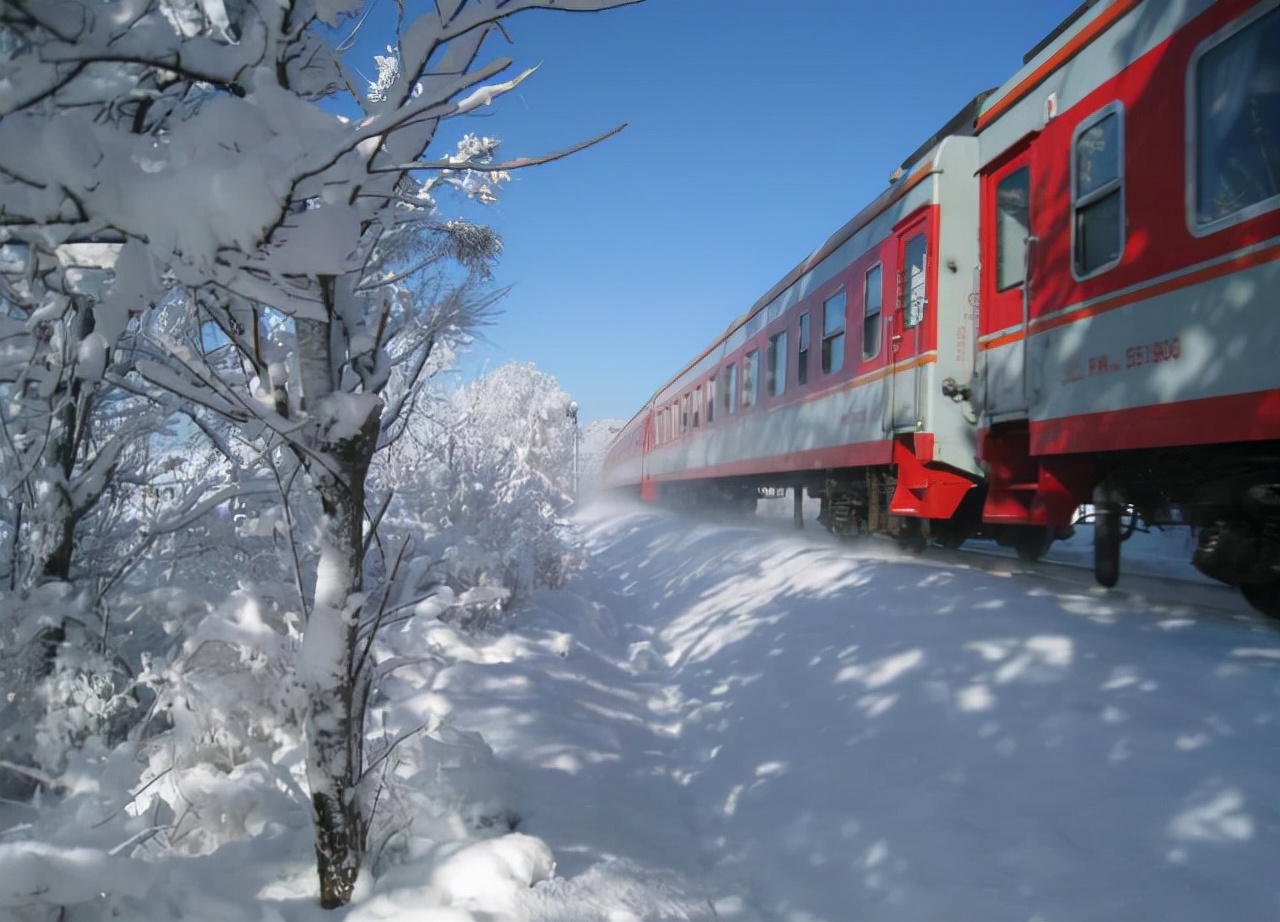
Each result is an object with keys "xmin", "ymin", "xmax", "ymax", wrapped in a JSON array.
[
  {"xmin": 0, "ymin": 599, "xmax": 99, "ymax": 799},
  {"xmin": 0, "ymin": 585, "xmax": 115, "ymax": 792},
  {"xmin": 375, "ymin": 362, "xmax": 582, "ymax": 627},
  {"xmin": 129, "ymin": 587, "xmax": 309, "ymax": 854},
  {"xmin": 33, "ymin": 646, "xmax": 137, "ymax": 775}
]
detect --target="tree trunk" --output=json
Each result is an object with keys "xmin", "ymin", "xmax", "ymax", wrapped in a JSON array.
[
  {"xmin": 24, "ymin": 302, "xmax": 94, "ymax": 677},
  {"xmin": 304, "ymin": 462, "xmax": 366, "ymax": 909},
  {"xmin": 26, "ymin": 301, "xmax": 92, "ymax": 590},
  {"xmin": 301, "ymin": 424, "xmax": 379, "ymax": 907},
  {"xmin": 295, "ymin": 288, "xmax": 381, "ymax": 909}
]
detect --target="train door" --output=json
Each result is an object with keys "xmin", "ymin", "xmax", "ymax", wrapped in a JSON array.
[
  {"xmin": 886, "ymin": 214, "xmax": 930, "ymax": 432},
  {"xmin": 978, "ymin": 142, "xmax": 1034, "ymax": 419}
]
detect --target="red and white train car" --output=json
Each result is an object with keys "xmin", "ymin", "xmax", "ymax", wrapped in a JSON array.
[
  {"xmin": 603, "ymin": 0, "xmax": 1280, "ymax": 617},
  {"xmin": 973, "ymin": 0, "xmax": 1280, "ymax": 611},
  {"xmin": 602, "ymin": 121, "xmax": 1000, "ymax": 547}
]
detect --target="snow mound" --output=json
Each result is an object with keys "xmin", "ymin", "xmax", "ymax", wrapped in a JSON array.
[{"xmin": 0, "ymin": 842, "xmax": 151, "ymax": 909}]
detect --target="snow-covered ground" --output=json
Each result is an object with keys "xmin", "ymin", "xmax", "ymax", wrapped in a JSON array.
[{"xmin": 5, "ymin": 499, "xmax": 1279, "ymax": 920}]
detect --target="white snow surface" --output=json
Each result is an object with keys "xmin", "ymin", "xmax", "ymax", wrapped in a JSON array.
[{"xmin": 4, "ymin": 499, "xmax": 1280, "ymax": 921}]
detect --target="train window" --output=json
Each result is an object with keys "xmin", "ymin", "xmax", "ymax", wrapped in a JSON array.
[
  {"xmin": 693, "ymin": 386, "xmax": 702, "ymax": 427},
  {"xmin": 822, "ymin": 290, "xmax": 846, "ymax": 374},
  {"xmin": 681, "ymin": 394, "xmax": 690, "ymax": 432},
  {"xmin": 1190, "ymin": 4, "xmax": 1280, "ymax": 233},
  {"xmin": 995, "ymin": 166, "xmax": 1030, "ymax": 291},
  {"xmin": 797, "ymin": 312, "xmax": 810, "ymax": 385},
  {"xmin": 1072, "ymin": 103, "xmax": 1125, "ymax": 277},
  {"xmin": 902, "ymin": 235, "xmax": 927, "ymax": 327},
  {"xmin": 742, "ymin": 350, "xmax": 759, "ymax": 408},
  {"xmin": 767, "ymin": 332, "xmax": 787, "ymax": 397},
  {"xmin": 863, "ymin": 265, "xmax": 882, "ymax": 359},
  {"xmin": 725, "ymin": 363, "xmax": 738, "ymax": 414},
  {"xmin": 707, "ymin": 377, "xmax": 716, "ymax": 424}
]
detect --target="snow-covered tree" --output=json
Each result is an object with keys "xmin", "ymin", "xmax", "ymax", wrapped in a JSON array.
[
  {"xmin": 578, "ymin": 417, "xmax": 625, "ymax": 497},
  {"xmin": 378, "ymin": 362, "xmax": 581, "ymax": 619},
  {"xmin": 1, "ymin": 0, "xmax": 636, "ymax": 906}
]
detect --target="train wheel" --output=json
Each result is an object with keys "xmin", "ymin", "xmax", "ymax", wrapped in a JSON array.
[
  {"xmin": 1012, "ymin": 526, "xmax": 1054, "ymax": 562},
  {"xmin": 1241, "ymin": 581, "xmax": 1280, "ymax": 620},
  {"xmin": 1094, "ymin": 501, "xmax": 1122, "ymax": 588},
  {"xmin": 898, "ymin": 519, "xmax": 926, "ymax": 554}
]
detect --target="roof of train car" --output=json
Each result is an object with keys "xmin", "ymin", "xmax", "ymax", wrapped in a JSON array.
[
  {"xmin": 975, "ymin": 0, "xmax": 1130, "ymax": 132},
  {"xmin": 629, "ymin": 90, "xmax": 986, "ymax": 418}
]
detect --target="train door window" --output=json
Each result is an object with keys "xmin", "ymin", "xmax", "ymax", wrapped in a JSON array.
[
  {"xmin": 822, "ymin": 290, "xmax": 846, "ymax": 374},
  {"xmin": 1190, "ymin": 4, "xmax": 1280, "ymax": 233},
  {"xmin": 742, "ymin": 349, "xmax": 759, "ymax": 408},
  {"xmin": 707, "ymin": 376, "xmax": 716, "ymax": 424},
  {"xmin": 996, "ymin": 166, "xmax": 1031, "ymax": 291},
  {"xmin": 902, "ymin": 234, "xmax": 927, "ymax": 327},
  {"xmin": 863, "ymin": 265, "xmax": 882, "ymax": 360},
  {"xmin": 767, "ymin": 331, "xmax": 787, "ymax": 397},
  {"xmin": 725, "ymin": 363, "xmax": 738, "ymax": 414},
  {"xmin": 693, "ymin": 386, "xmax": 702, "ymax": 427},
  {"xmin": 797, "ymin": 312, "xmax": 810, "ymax": 385},
  {"xmin": 1072, "ymin": 103, "xmax": 1125, "ymax": 277}
]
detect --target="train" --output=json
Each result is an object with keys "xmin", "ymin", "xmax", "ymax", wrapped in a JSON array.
[{"xmin": 601, "ymin": 0, "xmax": 1280, "ymax": 618}]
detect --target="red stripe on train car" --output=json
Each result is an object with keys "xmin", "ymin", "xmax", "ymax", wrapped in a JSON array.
[{"xmin": 1030, "ymin": 390, "xmax": 1280, "ymax": 455}]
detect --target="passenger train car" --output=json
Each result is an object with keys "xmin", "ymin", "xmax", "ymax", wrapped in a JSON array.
[{"xmin": 602, "ymin": 0, "xmax": 1280, "ymax": 618}]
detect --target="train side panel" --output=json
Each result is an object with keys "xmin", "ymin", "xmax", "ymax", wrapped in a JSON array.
[
  {"xmin": 977, "ymin": 0, "xmax": 1279, "ymax": 490},
  {"xmin": 974, "ymin": 0, "xmax": 1280, "ymax": 611},
  {"xmin": 635, "ymin": 138, "xmax": 983, "ymax": 514}
]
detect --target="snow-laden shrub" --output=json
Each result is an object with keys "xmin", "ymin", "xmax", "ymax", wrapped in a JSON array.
[
  {"xmin": 0, "ymin": 584, "xmax": 115, "ymax": 795},
  {"xmin": 32, "ymin": 645, "xmax": 137, "ymax": 775},
  {"xmin": 127, "ymin": 586, "xmax": 309, "ymax": 855},
  {"xmin": 375, "ymin": 362, "xmax": 582, "ymax": 629}
]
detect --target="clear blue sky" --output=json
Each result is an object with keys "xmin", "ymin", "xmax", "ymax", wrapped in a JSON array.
[{"xmin": 360, "ymin": 0, "xmax": 1085, "ymax": 424}]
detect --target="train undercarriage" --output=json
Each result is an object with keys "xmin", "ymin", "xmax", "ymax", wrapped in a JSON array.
[
  {"xmin": 645, "ymin": 443, "xmax": 1280, "ymax": 620},
  {"xmin": 651, "ymin": 466, "xmax": 1059, "ymax": 561},
  {"xmin": 1087, "ymin": 446, "xmax": 1280, "ymax": 620},
  {"xmin": 813, "ymin": 471, "xmax": 1059, "ymax": 560}
]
